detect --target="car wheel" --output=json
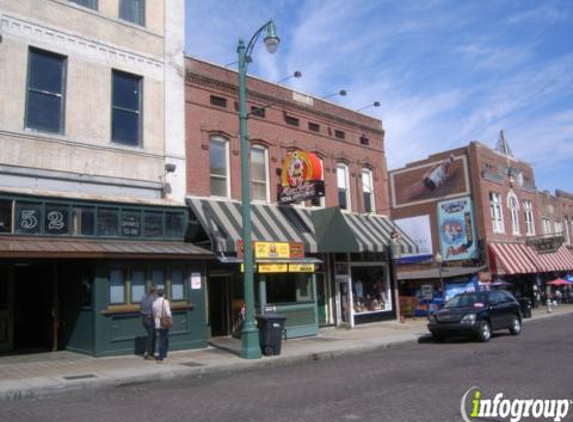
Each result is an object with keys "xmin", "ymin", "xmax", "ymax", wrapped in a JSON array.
[
  {"xmin": 509, "ymin": 315, "xmax": 522, "ymax": 335},
  {"xmin": 431, "ymin": 332, "xmax": 446, "ymax": 343},
  {"xmin": 477, "ymin": 321, "xmax": 491, "ymax": 342}
]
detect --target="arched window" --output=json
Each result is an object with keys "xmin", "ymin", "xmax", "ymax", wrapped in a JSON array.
[
  {"xmin": 337, "ymin": 163, "xmax": 351, "ymax": 211},
  {"xmin": 362, "ymin": 168, "xmax": 375, "ymax": 213},
  {"xmin": 507, "ymin": 192, "xmax": 520, "ymax": 235},
  {"xmin": 250, "ymin": 145, "xmax": 269, "ymax": 202},
  {"xmin": 523, "ymin": 199, "xmax": 535, "ymax": 236},
  {"xmin": 209, "ymin": 136, "xmax": 230, "ymax": 198}
]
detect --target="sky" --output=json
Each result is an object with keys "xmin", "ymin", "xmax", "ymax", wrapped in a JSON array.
[{"xmin": 185, "ymin": 0, "xmax": 573, "ymax": 194}]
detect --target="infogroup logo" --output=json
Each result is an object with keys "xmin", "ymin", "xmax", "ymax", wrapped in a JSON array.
[{"xmin": 460, "ymin": 386, "xmax": 571, "ymax": 422}]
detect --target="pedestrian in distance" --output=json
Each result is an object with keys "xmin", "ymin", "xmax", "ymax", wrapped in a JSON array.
[
  {"xmin": 152, "ymin": 289, "xmax": 172, "ymax": 363},
  {"xmin": 140, "ymin": 285, "xmax": 157, "ymax": 360}
]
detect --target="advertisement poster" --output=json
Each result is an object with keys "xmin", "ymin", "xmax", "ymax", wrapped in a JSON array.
[
  {"xmin": 444, "ymin": 276, "xmax": 479, "ymax": 302},
  {"xmin": 394, "ymin": 215, "xmax": 433, "ymax": 262},
  {"xmin": 389, "ymin": 155, "xmax": 470, "ymax": 208},
  {"xmin": 437, "ymin": 197, "xmax": 477, "ymax": 262}
]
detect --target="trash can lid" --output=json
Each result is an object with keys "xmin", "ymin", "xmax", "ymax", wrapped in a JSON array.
[{"xmin": 256, "ymin": 313, "xmax": 286, "ymax": 321}]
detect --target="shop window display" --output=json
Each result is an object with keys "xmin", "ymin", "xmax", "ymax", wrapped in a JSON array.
[{"xmin": 351, "ymin": 266, "xmax": 390, "ymax": 314}]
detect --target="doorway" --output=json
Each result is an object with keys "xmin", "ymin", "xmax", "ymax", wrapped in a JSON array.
[{"xmin": 208, "ymin": 275, "xmax": 233, "ymax": 337}]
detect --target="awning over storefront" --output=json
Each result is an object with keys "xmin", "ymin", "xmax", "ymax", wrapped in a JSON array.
[
  {"xmin": 522, "ymin": 245, "xmax": 573, "ymax": 272},
  {"xmin": 0, "ymin": 237, "xmax": 213, "ymax": 259},
  {"xmin": 186, "ymin": 197, "xmax": 318, "ymax": 253},
  {"xmin": 398, "ymin": 266, "xmax": 487, "ymax": 280},
  {"xmin": 488, "ymin": 242, "xmax": 538, "ymax": 275}
]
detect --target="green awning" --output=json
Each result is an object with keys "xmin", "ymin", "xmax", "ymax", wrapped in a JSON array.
[{"xmin": 311, "ymin": 207, "xmax": 360, "ymax": 253}]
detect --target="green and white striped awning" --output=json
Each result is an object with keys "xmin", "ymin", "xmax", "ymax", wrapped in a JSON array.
[{"xmin": 186, "ymin": 197, "xmax": 318, "ymax": 253}]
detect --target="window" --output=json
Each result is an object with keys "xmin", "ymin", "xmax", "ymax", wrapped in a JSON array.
[
  {"xmin": 360, "ymin": 135, "xmax": 370, "ymax": 146},
  {"xmin": 251, "ymin": 145, "xmax": 269, "ymax": 202},
  {"xmin": 554, "ymin": 220, "xmax": 563, "ymax": 235},
  {"xmin": 120, "ymin": 210, "xmax": 141, "ymax": 237},
  {"xmin": 508, "ymin": 194, "xmax": 520, "ymax": 235},
  {"xmin": 0, "ymin": 200, "xmax": 12, "ymax": 233},
  {"xmin": 250, "ymin": 106, "xmax": 265, "ymax": 118},
  {"xmin": 337, "ymin": 163, "xmax": 351, "ymax": 211},
  {"xmin": 565, "ymin": 218, "xmax": 571, "ymax": 245},
  {"xmin": 109, "ymin": 269, "xmax": 126, "ymax": 304},
  {"xmin": 210, "ymin": 137, "xmax": 230, "ymax": 197},
  {"xmin": 152, "ymin": 269, "xmax": 165, "ymax": 291},
  {"xmin": 112, "ymin": 70, "xmax": 142, "ymax": 146},
  {"xmin": 362, "ymin": 168, "xmax": 375, "ymax": 213},
  {"xmin": 285, "ymin": 115, "xmax": 299, "ymax": 127},
  {"xmin": 15, "ymin": 201, "xmax": 42, "ymax": 235},
  {"xmin": 98, "ymin": 207, "xmax": 119, "ymax": 237},
  {"xmin": 45, "ymin": 204, "xmax": 69, "ymax": 235},
  {"xmin": 69, "ymin": 0, "xmax": 97, "ymax": 10},
  {"xmin": 131, "ymin": 269, "xmax": 146, "ymax": 303},
  {"xmin": 542, "ymin": 217, "xmax": 551, "ymax": 235},
  {"xmin": 523, "ymin": 200, "xmax": 535, "ymax": 236},
  {"xmin": 489, "ymin": 192, "xmax": 504, "ymax": 233},
  {"xmin": 165, "ymin": 212, "xmax": 185, "ymax": 239},
  {"xmin": 72, "ymin": 206, "xmax": 95, "ymax": 236},
  {"xmin": 308, "ymin": 122, "xmax": 320, "ymax": 132},
  {"xmin": 334, "ymin": 130, "xmax": 346, "ymax": 140},
  {"xmin": 171, "ymin": 270, "xmax": 184, "ymax": 301},
  {"xmin": 119, "ymin": 0, "xmax": 145, "ymax": 26},
  {"xmin": 143, "ymin": 210, "xmax": 163, "ymax": 237},
  {"xmin": 210, "ymin": 95, "xmax": 227, "ymax": 108},
  {"xmin": 26, "ymin": 48, "xmax": 66, "ymax": 134},
  {"xmin": 311, "ymin": 158, "xmax": 326, "ymax": 208}
]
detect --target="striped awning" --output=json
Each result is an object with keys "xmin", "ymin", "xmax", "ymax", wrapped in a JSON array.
[
  {"xmin": 342, "ymin": 212, "xmax": 418, "ymax": 254},
  {"xmin": 488, "ymin": 242, "xmax": 538, "ymax": 275},
  {"xmin": 523, "ymin": 245, "xmax": 573, "ymax": 273},
  {"xmin": 186, "ymin": 197, "xmax": 317, "ymax": 253}
]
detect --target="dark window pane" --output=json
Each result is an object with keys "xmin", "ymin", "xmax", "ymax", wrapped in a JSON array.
[
  {"xmin": 210, "ymin": 95, "xmax": 227, "ymax": 107},
  {"xmin": 364, "ymin": 193, "xmax": 372, "ymax": 213},
  {"xmin": 121, "ymin": 210, "xmax": 141, "ymax": 237},
  {"xmin": 165, "ymin": 212, "xmax": 184, "ymax": 238},
  {"xmin": 144, "ymin": 211, "xmax": 163, "ymax": 237},
  {"xmin": 69, "ymin": 0, "xmax": 98, "ymax": 9},
  {"xmin": 73, "ymin": 206, "xmax": 95, "ymax": 236},
  {"xmin": 308, "ymin": 122, "xmax": 320, "ymax": 132},
  {"xmin": 110, "ymin": 269, "xmax": 125, "ymax": 304},
  {"xmin": 152, "ymin": 269, "xmax": 164, "ymax": 291},
  {"xmin": 0, "ymin": 200, "xmax": 12, "ymax": 233},
  {"xmin": 112, "ymin": 109, "xmax": 140, "ymax": 145},
  {"xmin": 26, "ymin": 91, "xmax": 63, "ymax": 133},
  {"xmin": 45, "ymin": 204, "xmax": 69, "ymax": 235},
  {"xmin": 119, "ymin": 0, "xmax": 145, "ymax": 26},
  {"xmin": 338, "ymin": 190, "xmax": 347, "ymax": 210},
  {"xmin": 29, "ymin": 50, "xmax": 64, "ymax": 93},
  {"xmin": 98, "ymin": 208, "xmax": 119, "ymax": 236},
  {"xmin": 113, "ymin": 72, "xmax": 140, "ymax": 110},
  {"xmin": 15, "ymin": 202, "xmax": 42, "ymax": 234}
]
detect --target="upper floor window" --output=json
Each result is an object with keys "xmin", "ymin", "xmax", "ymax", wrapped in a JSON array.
[
  {"xmin": 489, "ymin": 192, "xmax": 504, "ymax": 233},
  {"xmin": 523, "ymin": 200, "xmax": 535, "ymax": 236},
  {"xmin": 565, "ymin": 218, "xmax": 571, "ymax": 245},
  {"xmin": 112, "ymin": 70, "xmax": 142, "ymax": 146},
  {"xmin": 210, "ymin": 95, "xmax": 227, "ymax": 108},
  {"xmin": 310, "ymin": 158, "xmax": 325, "ymax": 208},
  {"xmin": 334, "ymin": 130, "xmax": 346, "ymax": 140},
  {"xmin": 26, "ymin": 48, "xmax": 67, "ymax": 134},
  {"xmin": 251, "ymin": 145, "xmax": 269, "ymax": 202},
  {"xmin": 542, "ymin": 217, "xmax": 551, "ymax": 235},
  {"xmin": 308, "ymin": 122, "xmax": 320, "ymax": 132},
  {"xmin": 250, "ymin": 106, "xmax": 265, "ymax": 118},
  {"xmin": 362, "ymin": 168, "xmax": 375, "ymax": 213},
  {"xmin": 285, "ymin": 115, "xmax": 299, "ymax": 127},
  {"xmin": 508, "ymin": 193, "xmax": 520, "ymax": 235},
  {"xmin": 337, "ymin": 163, "xmax": 351, "ymax": 211},
  {"xmin": 210, "ymin": 137, "xmax": 230, "ymax": 198},
  {"xmin": 554, "ymin": 220, "xmax": 563, "ymax": 235},
  {"xmin": 119, "ymin": 0, "xmax": 145, "ymax": 26},
  {"xmin": 69, "ymin": 0, "xmax": 98, "ymax": 10}
]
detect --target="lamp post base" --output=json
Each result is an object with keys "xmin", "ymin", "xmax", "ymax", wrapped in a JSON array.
[{"xmin": 240, "ymin": 325, "xmax": 262, "ymax": 359}]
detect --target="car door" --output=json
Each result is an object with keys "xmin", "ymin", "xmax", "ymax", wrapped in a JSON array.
[{"xmin": 487, "ymin": 291, "xmax": 507, "ymax": 330}]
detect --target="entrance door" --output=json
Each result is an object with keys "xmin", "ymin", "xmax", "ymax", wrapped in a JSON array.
[
  {"xmin": 335, "ymin": 275, "xmax": 353, "ymax": 328},
  {"xmin": 0, "ymin": 265, "xmax": 13, "ymax": 352},
  {"xmin": 208, "ymin": 275, "xmax": 232, "ymax": 337}
]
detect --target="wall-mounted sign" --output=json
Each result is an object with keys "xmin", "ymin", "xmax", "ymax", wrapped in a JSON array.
[
  {"xmin": 394, "ymin": 215, "xmax": 433, "ymax": 260},
  {"xmin": 278, "ymin": 150, "xmax": 324, "ymax": 204},
  {"xmin": 240, "ymin": 263, "xmax": 315, "ymax": 273},
  {"xmin": 191, "ymin": 272, "xmax": 202, "ymax": 290},
  {"xmin": 238, "ymin": 241, "xmax": 305, "ymax": 259},
  {"xmin": 289, "ymin": 263, "xmax": 315, "ymax": 272},
  {"xmin": 437, "ymin": 197, "xmax": 477, "ymax": 262},
  {"xmin": 526, "ymin": 235, "xmax": 564, "ymax": 254}
]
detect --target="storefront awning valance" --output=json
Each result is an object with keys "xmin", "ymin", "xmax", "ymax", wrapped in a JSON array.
[
  {"xmin": 397, "ymin": 266, "xmax": 487, "ymax": 281},
  {"xmin": 489, "ymin": 242, "xmax": 538, "ymax": 275},
  {"xmin": 186, "ymin": 197, "xmax": 318, "ymax": 254},
  {"xmin": 0, "ymin": 237, "xmax": 213, "ymax": 259},
  {"xmin": 522, "ymin": 245, "xmax": 573, "ymax": 273}
]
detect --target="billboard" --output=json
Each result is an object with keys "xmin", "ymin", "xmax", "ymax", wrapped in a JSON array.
[
  {"xmin": 389, "ymin": 155, "xmax": 470, "ymax": 208},
  {"xmin": 437, "ymin": 197, "xmax": 477, "ymax": 262},
  {"xmin": 393, "ymin": 215, "xmax": 433, "ymax": 261}
]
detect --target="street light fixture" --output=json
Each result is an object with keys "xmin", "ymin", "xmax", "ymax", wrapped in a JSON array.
[
  {"xmin": 356, "ymin": 101, "xmax": 380, "ymax": 112},
  {"xmin": 321, "ymin": 89, "xmax": 347, "ymax": 100},
  {"xmin": 276, "ymin": 70, "xmax": 302, "ymax": 84},
  {"xmin": 237, "ymin": 21, "xmax": 280, "ymax": 359}
]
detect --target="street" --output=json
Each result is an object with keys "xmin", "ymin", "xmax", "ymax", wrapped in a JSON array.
[{"xmin": 2, "ymin": 314, "xmax": 572, "ymax": 422}]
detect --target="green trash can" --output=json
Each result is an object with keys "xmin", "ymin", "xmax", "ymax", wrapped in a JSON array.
[{"xmin": 256, "ymin": 314, "xmax": 286, "ymax": 356}]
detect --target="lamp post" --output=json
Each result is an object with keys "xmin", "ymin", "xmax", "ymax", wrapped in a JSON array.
[
  {"xmin": 237, "ymin": 21, "xmax": 280, "ymax": 359},
  {"xmin": 435, "ymin": 252, "xmax": 445, "ymax": 295}
]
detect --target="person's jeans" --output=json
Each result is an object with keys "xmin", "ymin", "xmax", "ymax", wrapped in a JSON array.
[
  {"xmin": 141, "ymin": 315, "xmax": 156, "ymax": 357},
  {"xmin": 157, "ymin": 328, "xmax": 169, "ymax": 360}
]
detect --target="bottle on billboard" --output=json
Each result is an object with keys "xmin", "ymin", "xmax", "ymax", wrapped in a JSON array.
[{"xmin": 423, "ymin": 154, "xmax": 455, "ymax": 190}]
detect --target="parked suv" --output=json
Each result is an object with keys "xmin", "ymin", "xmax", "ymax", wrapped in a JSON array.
[{"xmin": 427, "ymin": 290, "xmax": 522, "ymax": 342}]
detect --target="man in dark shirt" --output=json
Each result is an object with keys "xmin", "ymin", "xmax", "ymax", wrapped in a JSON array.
[{"xmin": 140, "ymin": 286, "xmax": 157, "ymax": 360}]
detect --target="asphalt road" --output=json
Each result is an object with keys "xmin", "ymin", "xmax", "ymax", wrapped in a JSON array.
[{"xmin": 2, "ymin": 315, "xmax": 573, "ymax": 422}]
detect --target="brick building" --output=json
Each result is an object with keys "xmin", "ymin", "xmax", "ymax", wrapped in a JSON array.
[
  {"xmin": 555, "ymin": 190, "xmax": 573, "ymax": 247},
  {"xmin": 389, "ymin": 134, "xmax": 573, "ymax": 315},
  {"xmin": 184, "ymin": 57, "xmax": 418, "ymax": 335}
]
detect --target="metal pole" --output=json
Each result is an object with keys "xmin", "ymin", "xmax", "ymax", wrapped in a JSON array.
[{"xmin": 238, "ymin": 38, "xmax": 261, "ymax": 359}]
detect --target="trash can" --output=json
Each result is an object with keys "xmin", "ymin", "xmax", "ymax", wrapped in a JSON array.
[
  {"xmin": 256, "ymin": 313, "xmax": 286, "ymax": 356},
  {"xmin": 518, "ymin": 297, "xmax": 532, "ymax": 318}
]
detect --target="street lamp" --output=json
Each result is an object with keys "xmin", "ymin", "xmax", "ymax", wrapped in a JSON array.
[
  {"xmin": 238, "ymin": 21, "xmax": 280, "ymax": 359},
  {"xmin": 356, "ymin": 101, "xmax": 381, "ymax": 112},
  {"xmin": 321, "ymin": 89, "xmax": 347, "ymax": 100},
  {"xmin": 435, "ymin": 251, "xmax": 445, "ymax": 295}
]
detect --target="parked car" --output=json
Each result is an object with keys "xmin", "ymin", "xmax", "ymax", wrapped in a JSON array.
[{"xmin": 427, "ymin": 290, "xmax": 522, "ymax": 342}]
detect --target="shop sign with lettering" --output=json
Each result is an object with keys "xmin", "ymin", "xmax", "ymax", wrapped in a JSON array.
[
  {"xmin": 278, "ymin": 150, "xmax": 324, "ymax": 204},
  {"xmin": 288, "ymin": 263, "xmax": 315, "ymax": 273},
  {"xmin": 238, "ymin": 241, "xmax": 305, "ymax": 259}
]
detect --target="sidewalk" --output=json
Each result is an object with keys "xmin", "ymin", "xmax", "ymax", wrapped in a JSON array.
[{"xmin": 1, "ymin": 304, "xmax": 571, "ymax": 402}]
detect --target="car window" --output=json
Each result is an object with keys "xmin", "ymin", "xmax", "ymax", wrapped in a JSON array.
[
  {"xmin": 445, "ymin": 292, "xmax": 487, "ymax": 309},
  {"xmin": 500, "ymin": 290, "xmax": 517, "ymax": 303},
  {"xmin": 489, "ymin": 291, "xmax": 506, "ymax": 305}
]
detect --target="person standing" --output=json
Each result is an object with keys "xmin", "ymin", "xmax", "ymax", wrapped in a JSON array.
[
  {"xmin": 140, "ymin": 286, "xmax": 157, "ymax": 360},
  {"xmin": 152, "ymin": 289, "xmax": 172, "ymax": 363}
]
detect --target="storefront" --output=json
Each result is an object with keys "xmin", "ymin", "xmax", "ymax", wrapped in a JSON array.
[{"xmin": 0, "ymin": 193, "xmax": 212, "ymax": 356}]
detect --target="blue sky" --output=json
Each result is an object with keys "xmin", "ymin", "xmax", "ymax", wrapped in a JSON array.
[{"xmin": 185, "ymin": 0, "xmax": 573, "ymax": 194}]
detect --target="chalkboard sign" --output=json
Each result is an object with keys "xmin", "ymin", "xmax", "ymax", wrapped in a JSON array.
[{"xmin": 121, "ymin": 211, "xmax": 141, "ymax": 237}]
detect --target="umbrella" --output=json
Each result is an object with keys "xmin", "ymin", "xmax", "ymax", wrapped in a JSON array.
[{"xmin": 546, "ymin": 278, "xmax": 570, "ymax": 286}]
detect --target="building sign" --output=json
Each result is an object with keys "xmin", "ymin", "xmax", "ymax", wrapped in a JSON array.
[
  {"xmin": 258, "ymin": 263, "xmax": 289, "ymax": 273},
  {"xmin": 394, "ymin": 215, "xmax": 433, "ymax": 261},
  {"xmin": 437, "ymin": 197, "xmax": 477, "ymax": 262},
  {"xmin": 288, "ymin": 263, "xmax": 315, "ymax": 272},
  {"xmin": 238, "ymin": 241, "xmax": 305, "ymax": 259},
  {"xmin": 278, "ymin": 150, "xmax": 325, "ymax": 204},
  {"xmin": 389, "ymin": 155, "xmax": 470, "ymax": 209},
  {"xmin": 241, "ymin": 263, "xmax": 315, "ymax": 273},
  {"xmin": 526, "ymin": 235, "xmax": 564, "ymax": 254}
]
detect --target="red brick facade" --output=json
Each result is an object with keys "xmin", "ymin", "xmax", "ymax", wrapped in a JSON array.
[{"xmin": 184, "ymin": 57, "xmax": 390, "ymax": 215}]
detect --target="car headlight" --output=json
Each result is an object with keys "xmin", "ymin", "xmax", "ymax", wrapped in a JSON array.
[{"xmin": 460, "ymin": 314, "xmax": 476, "ymax": 324}]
